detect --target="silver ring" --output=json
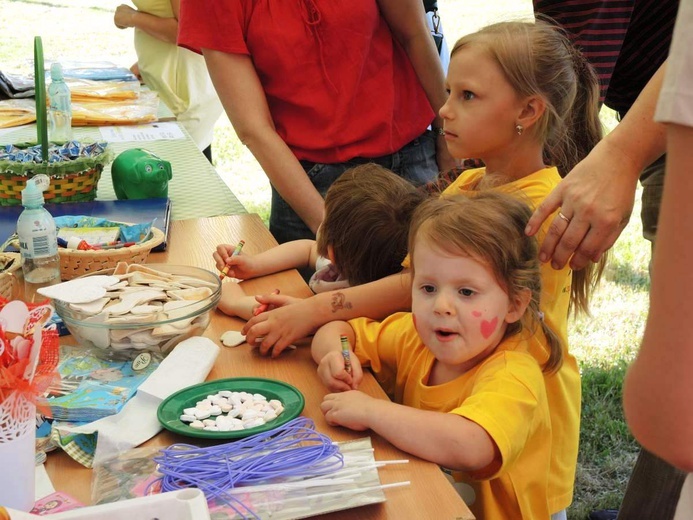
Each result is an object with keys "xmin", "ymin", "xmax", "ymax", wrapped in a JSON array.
[{"xmin": 558, "ymin": 212, "xmax": 571, "ymax": 224}]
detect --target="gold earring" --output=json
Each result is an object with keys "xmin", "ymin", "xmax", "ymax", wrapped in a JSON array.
[{"xmin": 515, "ymin": 124, "xmax": 524, "ymax": 136}]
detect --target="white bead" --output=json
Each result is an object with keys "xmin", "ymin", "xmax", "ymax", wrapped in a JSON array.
[
  {"xmin": 179, "ymin": 414, "xmax": 196, "ymax": 423},
  {"xmin": 190, "ymin": 420, "xmax": 204, "ymax": 429}
]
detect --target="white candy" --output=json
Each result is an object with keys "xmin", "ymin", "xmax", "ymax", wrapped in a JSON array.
[{"xmin": 182, "ymin": 389, "xmax": 284, "ymax": 431}]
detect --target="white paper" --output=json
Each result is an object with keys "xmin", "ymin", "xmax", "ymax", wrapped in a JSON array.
[
  {"xmin": 6, "ymin": 489, "xmax": 211, "ymax": 520},
  {"xmin": 98, "ymin": 122, "xmax": 185, "ymax": 142},
  {"xmin": 0, "ymin": 429, "xmax": 35, "ymax": 511},
  {"xmin": 34, "ymin": 464, "xmax": 55, "ymax": 500},
  {"xmin": 55, "ymin": 337, "xmax": 219, "ymax": 466}
]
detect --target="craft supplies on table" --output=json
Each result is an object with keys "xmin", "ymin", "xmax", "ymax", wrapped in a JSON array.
[
  {"xmin": 0, "ymin": 298, "xmax": 59, "ymax": 511},
  {"xmin": 50, "ymin": 337, "xmax": 219, "ymax": 468},
  {"xmin": 89, "ymin": 420, "xmax": 408, "ymax": 520},
  {"xmin": 0, "ymin": 198, "xmax": 172, "ymax": 253},
  {"xmin": 45, "ymin": 345, "xmax": 159, "ymax": 422},
  {"xmin": 30, "ymin": 491, "xmax": 84, "ymax": 515},
  {"xmin": 47, "ymin": 263, "xmax": 220, "ymax": 354},
  {"xmin": 157, "ymin": 377, "xmax": 304, "ymax": 439},
  {"xmin": 3, "ymin": 489, "xmax": 211, "ymax": 520},
  {"xmin": 2, "ymin": 124, "xmax": 246, "ymax": 221}
]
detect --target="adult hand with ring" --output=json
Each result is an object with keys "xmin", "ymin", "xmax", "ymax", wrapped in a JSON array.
[
  {"xmin": 525, "ymin": 144, "xmax": 639, "ymax": 271},
  {"xmin": 558, "ymin": 212, "xmax": 571, "ymax": 224}
]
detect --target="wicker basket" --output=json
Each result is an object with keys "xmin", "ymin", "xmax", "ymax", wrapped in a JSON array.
[
  {"xmin": 59, "ymin": 227, "xmax": 165, "ymax": 280},
  {"xmin": 0, "ymin": 253, "xmax": 22, "ymax": 300},
  {"xmin": 0, "ymin": 149, "xmax": 111, "ymax": 207}
]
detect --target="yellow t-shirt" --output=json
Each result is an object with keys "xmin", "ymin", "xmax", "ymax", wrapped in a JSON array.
[
  {"xmin": 350, "ymin": 312, "xmax": 552, "ymax": 520},
  {"xmin": 441, "ymin": 166, "xmax": 579, "ymax": 511}
]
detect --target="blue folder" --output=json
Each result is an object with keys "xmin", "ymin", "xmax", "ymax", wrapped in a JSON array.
[{"xmin": 0, "ymin": 197, "xmax": 171, "ymax": 252}]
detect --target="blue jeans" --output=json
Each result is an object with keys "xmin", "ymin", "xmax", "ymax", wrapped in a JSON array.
[{"xmin": 270, "ymin": 130, "xmax": 438, "ymax": 244}]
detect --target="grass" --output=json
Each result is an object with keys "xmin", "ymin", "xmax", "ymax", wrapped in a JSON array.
[{"xmin": 1, "ymin": 1, "xmax": 651, "ymax": 517}]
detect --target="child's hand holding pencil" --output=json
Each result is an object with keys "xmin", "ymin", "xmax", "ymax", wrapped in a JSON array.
[
  {"xmin": 316, "ymin": 335, "xmax": 363, "ymax": 393},
  {"xmin": 214, "ymin": 241, "xmax": 263, "ymax": 280}
]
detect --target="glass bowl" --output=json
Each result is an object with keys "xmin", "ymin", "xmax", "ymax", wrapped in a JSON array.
[{"xmin": 52, "ymin": 264, "xmax": 221, "ymax": 357}]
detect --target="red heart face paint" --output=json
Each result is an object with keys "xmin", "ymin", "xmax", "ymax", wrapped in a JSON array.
[{"xmin": 480, "ymin": 317, "xmax": 499, "ymax": 339}]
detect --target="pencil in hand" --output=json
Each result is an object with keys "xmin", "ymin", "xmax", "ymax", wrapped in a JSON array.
[
  {"xmin": 340, "ymin": 335, "xmax": 352, "ymax": 375},
  {"xmin": 219, "ymin": 240, "xmax": 245, "ymax": 280}
]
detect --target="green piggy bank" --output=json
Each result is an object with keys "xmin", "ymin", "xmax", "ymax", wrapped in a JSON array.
[{"xmin": 111, "ymin": 148, "xmax": 172, "ymax": 200}]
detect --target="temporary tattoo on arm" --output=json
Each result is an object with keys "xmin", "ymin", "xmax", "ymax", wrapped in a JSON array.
[{"xmin": 331, "ymin": 292, "xmax": 353, "ymax": 313}]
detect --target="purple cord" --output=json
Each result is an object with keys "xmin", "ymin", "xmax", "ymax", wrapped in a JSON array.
[{"xmin": 152, "ymin": 417, "xmax": 344, "ymax": 519}]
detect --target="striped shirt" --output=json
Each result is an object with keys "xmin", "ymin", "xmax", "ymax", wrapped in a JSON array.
[{"xmin": 534, "ymin": 0, "xmax": 679, "ymax": 116}]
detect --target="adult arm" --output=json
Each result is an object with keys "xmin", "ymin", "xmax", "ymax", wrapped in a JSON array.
[
  {"xmin": 242, "ymin": 271, "xmax": 412, "ymax": 356},
  {"xmin": 377, "ymin": 0, "xmax": 456, "ymax": 173},
  {"xmin": 113, "ymin": 1, "xmax": 180, "ymax": 44},
  {"xmin": 623, "ymin": 123, "xmax": 693, "ymax": 472},
  {"xmin": 525, "ymin": 62, "xmax": 668, "ymax": 270},
  {"xmin": 202, "ymin": 50, "xmax": 326, "ymax": 233}
]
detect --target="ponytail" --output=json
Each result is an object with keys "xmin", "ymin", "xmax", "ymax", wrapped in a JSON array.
[{"xmin": 547, "ymin": 40, "xmax": 603, "ymax": 177}]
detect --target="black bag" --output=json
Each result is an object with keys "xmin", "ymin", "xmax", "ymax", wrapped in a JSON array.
[
  {"xmin": 423, "ymin": 0, "xmax": 438, "ymax": 13},
  {"xmin": 424, "ymin": 1, "xmax": 443, "ymax": 53}
]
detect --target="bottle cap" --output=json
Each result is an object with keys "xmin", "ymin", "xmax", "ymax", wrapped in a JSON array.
[
  {"xmin": 21, "ymin": 174, "xmax": 50, "ymax": 206},
  {"xmin": 50, "ymin": 62, "xmax": 64, "ymax": 81}
]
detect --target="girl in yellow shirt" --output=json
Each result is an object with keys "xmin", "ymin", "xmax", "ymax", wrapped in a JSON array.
[{"xmin": 312, "ymin": 192, "xmax": 560, "ymax": 519}]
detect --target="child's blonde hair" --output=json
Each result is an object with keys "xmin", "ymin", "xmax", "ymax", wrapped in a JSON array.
[
  {"xmin": 316, "ymin": 164, "xmax": 426, "ymax": 286},
  {"xmin": 409, "ymin": 192, "xmax": 563, "ymax": 373},
  {"xmin": 451, "ymin": 20, "xmax": 605, "ymax": 314},
  {"xmin": 451, "ymin": 19, "xmax": 602, "ymax": 176}
]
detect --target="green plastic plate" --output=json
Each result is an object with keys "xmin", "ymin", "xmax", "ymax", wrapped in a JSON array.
[{"xmin": 157, "ymin": 377, "xmax": 305, "ymax": 440}]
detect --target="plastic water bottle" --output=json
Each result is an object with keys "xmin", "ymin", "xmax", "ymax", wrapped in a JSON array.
[
  {"xmin": 17, "ymin": 174, "xmax": 61, "ymax": 301},
  {"xmin": 47, "ymin": 62, "xmax": 72, "ymax": 143}
]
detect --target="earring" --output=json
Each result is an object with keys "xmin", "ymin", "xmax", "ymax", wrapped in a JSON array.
[{"xmin": 515, "ymin": 124, "xmax": 524, "ymax": 136}]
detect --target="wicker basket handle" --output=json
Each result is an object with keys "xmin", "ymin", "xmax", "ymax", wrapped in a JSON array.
[{"xmin": 34, "ymin": 36, "xmax": 48, "ymax": 162}]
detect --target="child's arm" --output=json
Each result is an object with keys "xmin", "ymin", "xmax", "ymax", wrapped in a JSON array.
[
  {"xmin": 321, "ymin": 392, "xmax": 497, "ymax": 472},
  {"xmin": 243, "ymin": 271, "xmax": 412, "ymax": 356},
  {"xmin": 311, "ymin": 321, "xmax": 364, "ymax": 392},
  {"xmin": 217, "ymin": 282, "xmax": 261, "ymax": 320},
  {"xmin": 213, "ymin": 239, "xmax": 316, "ymax": 280}
]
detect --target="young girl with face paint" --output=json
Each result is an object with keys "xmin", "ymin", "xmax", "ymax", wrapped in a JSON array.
[{"xmin": 312, "ymin": 192, "xmax": 560, "ymax": 519}]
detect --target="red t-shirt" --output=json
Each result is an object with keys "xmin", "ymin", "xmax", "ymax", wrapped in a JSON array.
[{"xmin": 178, "ymin": 0, "xmax": 435, "ymax": 163}]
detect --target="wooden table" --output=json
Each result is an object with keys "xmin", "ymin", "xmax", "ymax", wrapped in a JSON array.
[{"xmin": 44, "ymin": 214, "xmax": 474, "ymax": 520}]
